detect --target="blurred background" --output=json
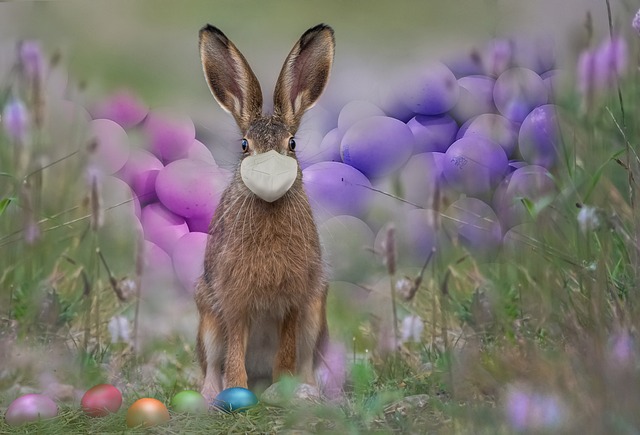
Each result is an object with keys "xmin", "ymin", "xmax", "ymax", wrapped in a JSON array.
[{"xmin": 0, "ymin": 0, "xmax": 623, "ymax": 119}]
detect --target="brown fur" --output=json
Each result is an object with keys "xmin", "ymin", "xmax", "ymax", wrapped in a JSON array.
[{"xmin": 195, "ymin": 24, "xmax": 335, "ymax": 401}]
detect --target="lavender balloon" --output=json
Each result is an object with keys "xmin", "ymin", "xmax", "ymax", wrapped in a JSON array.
[
  {"xmin": 155, "ymin": 159, "xmax": 230, "ymax": 219},
  {"xmin": 443, "ymin": 198, "xmax": 502, "ymax": 259},
  {"xmin": 399, "ymin": 152, "xmax": 444, "ymax": 208},
  {"xmin": 172, "ymin": 232, "xmax": 208, "ymax": 294},
  {"xmin": 443, "ymin": 136, "xmax": 508, "ymax": 196},
  {"xmin": 116, "ymin": 148, "xmax": 164, "ymax": 205},
  {"xmin": 337, "ymin": 100, "xmax": 385, "ymax": 133},
  {"xmin": 407, "ymin": 114, "xmax": 458, "ymax": 153},
  {"xmin": 140, "ymin": 203, "xmax": 190, "ymax": 255},
  {"xmin": 463, "ymin": 114, "xmax": 518, "ymax": 158},
  {"xmin": 449, "ymin": 75, "xmax": 496, "ymax": 123},
  {"xmin": 341, "ymin": 116, "xmax": 414, "ymax": 179},
  {"xmin": 518, "ymin": 104, "xmax": 561, "ymax": 168},
  {"xmin": 144, "ymin": 109, "xmax": 196, "ymax": 163},
  {"xmin": 396, "ymin": 62, "xmax": 460, "ymax": 115},
  {"xmin": 5, "ymin": 394, "xmax": 58, "ymax": 426},
  {"xmin": 493, "ymin": 165, "xmax": 556, "ymax": 229},
  {"xmin": 303, "ymin": 161, "xmax": 372, "ymax": 221},
  {"xmin": 493, "ymin": 67, "xmax": 548, "ymax": 122}
]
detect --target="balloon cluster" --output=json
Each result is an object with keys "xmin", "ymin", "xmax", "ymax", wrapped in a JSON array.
[{"xmin": 88, "ymin": 37, "xmax": 561, "ymax": 293}]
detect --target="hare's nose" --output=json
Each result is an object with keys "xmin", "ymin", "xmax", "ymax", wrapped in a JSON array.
[{"xmin": 240, "ymin": 150, "xmax": 298, "ymax": 202}]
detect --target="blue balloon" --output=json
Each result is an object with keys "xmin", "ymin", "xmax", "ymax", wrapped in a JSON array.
[{"xmin": 213, "ymin": 387, "xmax": 258, "ymax": 413}]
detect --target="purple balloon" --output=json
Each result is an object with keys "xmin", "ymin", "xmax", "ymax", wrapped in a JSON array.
[
  {"xmin": 443, "ymin": 137, "xmax": 508, "ymax": 196},
  {"xmin": 90, "ymin": 91, "xmax": 148, "ymax": 129},
  {"xmin": 155, "ymin": 159, "xmax": 230, "ymax": 219},
  {"xmin": 443, "ymin": 198, "xmax": 502, "ymax": 259},
  {"xmin": 303, "ymin": 161, "xmax": 373, "ymax": 221},
  {"xmin": 318, "ymin": 128, "xmax": 343, "ymax": 162},
  {"xmin": 337, "ymin": 100, "xmax": 385, "ymax": 133},
  {"xmin": 449, "ymin": 75, "xmax": 496, "ymax": 123},
  {"xmin": 89, "ymin": 119, "xmax": 130, "ymax": 175},
  {"xmin": 341, "ymin": 116, "xmax": 414, "ymax": 179},
  {"xmin": 297, "ymin": 129, "xmax": 341, "ymax": 169},
  {"xmin": 398, "ymin": 152, "xmax": 444, "ymax": 208},
  {"xmin": 493, "ymin": 67, "xmax": 548, "ymax": 123},
  {"xmin": 518, "ymin": 104, "xmax": 560, "ymax": 168},
  {"xmin": 396, "ymin": 62, "xmax": 460, "ymax": 115},
  {"xmin": 141, "ymin": 203, "xmax": 190, "ymax": 255},
  {"xmin": 456, "ymin": 116, "xmax": 477, "ymax": 140},
  {"xmin": 493, "ymin": 165, "xmax": 556, "ymax": 229},
  {"xmin": 374, "ymin": 209, "xmax": 439, "ymax": 267},
  {"xmin": 463, "ymin": 114, "xmax": 518, "ymax": 158},
  {"xmin": 143, "ymin": 109, "xmax": 196, "ymax": 163},
  {"xmin": 5, "ymin": 394, "xmax": 58, "ymax": 426},
  {"xmin": 407, "ymin": 114, "xmax": 458, "ymax": 153},
  {"xmin": 172, "ymin": 232, "xmax": 208, "ymax": 294},
  {"xmin": 116, "ymin": 148, "xmax": 164, "ymax": 205}
]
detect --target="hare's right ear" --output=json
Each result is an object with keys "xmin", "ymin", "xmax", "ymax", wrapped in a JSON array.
[{"xmin": 199, "ymin": 25, "xmax": 263, "ymax": 132}]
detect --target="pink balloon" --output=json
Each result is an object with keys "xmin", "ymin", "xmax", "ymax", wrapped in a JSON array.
[
  {"xmin": 140, "ymin": 203, "xmax": 189, "ymax": 255},
  {"xmin": 172, "ymin": 232, "xmax": 208, "ymax": 294},
  {"xmin": 116, "ymin": 148, "xmax": 163, "ymax": 205},
  {"xmin": 89, "ymin": 119, "xmax": 130, "ymax": 175},
  {"xmin": 155, "ymin": 159, "xmax": 230, "ymax": 219}
]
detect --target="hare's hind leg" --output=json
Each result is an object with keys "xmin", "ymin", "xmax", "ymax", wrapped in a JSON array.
[
  {"xmin": 197, "ymin": 312, "xmax": 224, "ymax": 403},
  {"xmin": 273, "ymin": 309, "xmax": 299, "ymax": 381}
]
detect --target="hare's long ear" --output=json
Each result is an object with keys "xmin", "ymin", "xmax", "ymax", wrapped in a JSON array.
[
  {"xmin": 199, "ymin": 25, "xmax": 263, "ymax": 132},
  {"xmin": 273, "ymin": 24, "xmax": 335, "ymax": 131}
]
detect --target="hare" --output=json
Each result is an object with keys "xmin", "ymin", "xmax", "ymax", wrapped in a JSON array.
[{"xmin": 195, "ymin": 24, "xmax": 335, "ymax": 402}]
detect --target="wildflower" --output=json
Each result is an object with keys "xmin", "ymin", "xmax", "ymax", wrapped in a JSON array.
[
  {"xmin": 633, "ymin": 9, "xmax": 640, "ymax": 36},
  {"xmin": 504, "ymin": 385, "xmax": 567, "ymax": 431},
  {"xmin": 18, "ymin": 40, "xmax": 44, "ymax": 82},
  {"xmin": 108, "ymin": 316, "xmax": 131, "ymax": 344},
  {"xmin": 607, "ymin": 330, "xmax": 636, "ymax": 368},
  {"xmin": 2, "ymin": 98, "xmax": 30, "ymax": 143},
  {"xmin": 577, "ymin": 205, "xmax": 600, "ymax": 233},
  {"xmin": 400, "ymin": 315, "xmax": 424, "ymax": 343},
  {"xmin": 395, "ymin": 277, "xmax": 415, "ymax": 300},
  {"xmin": 317, "ymin": 341, "xmax": 347, "ymax": 400},
  {"xmin": 594, "ymin": 36, "xmax": 628, "ymax": 89}
]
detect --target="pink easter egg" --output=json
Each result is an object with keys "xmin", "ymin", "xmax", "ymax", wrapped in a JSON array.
[
  {"xmin": 116, "ymin": 148, "xmax": 164, "ymax": 205},
  {"xmin": 144, "ymin": 109, "xmax": 196, "ymax": 163},
  {"xmin": 171, "ymin": 232, "xmax": 208, "ymax": 294},
  {"xmin": 88, "ymin": 119, "xmax": 131, "ymax": 175},
  {"xmin": 140, "ymin": 203, "xmax": 189, "ymax": 255}
]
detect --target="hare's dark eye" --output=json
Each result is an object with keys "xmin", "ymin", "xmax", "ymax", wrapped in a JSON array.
[
  {"xmin": 241, "ymin": 138, "xmax": 248, "ymax": 152},
  {"xmin": 288, "ymin": 137, "xmax": 296, "ymax": 151}
]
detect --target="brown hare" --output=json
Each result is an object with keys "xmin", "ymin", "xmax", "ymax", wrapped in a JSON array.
[{"xmin": 195, "ymin": 24, "xmax": 335, "ymax": 402}]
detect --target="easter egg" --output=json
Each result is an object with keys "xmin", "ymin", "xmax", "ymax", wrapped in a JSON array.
[
  {"xmin": 182, "ymin": 139, "xmax": 216, "ymax": 164},
  {"xmin": 493, "ymin": 67, "xmax": 548, "ymax": 123},
  {"xmin": 140, "ymin": 203, "xmax": 189, "ymax": 255},
  {"xmin": 341, "ymin": 116, "xmax": 414, "ymax": 179},
  {"xmin": 5, "ymin": 394, "xmax": 58, "ymax": 426},
  {"xmin": 81, "ymin": 384, "xmax": 123, "ymax": 417},
  {"xmin": 443, "ymin": 136, "xmax": 508, "ymax": 197},
  {"xmin": 407, "ymin": 114, "xmax": 458, "ymax": 154},
  {"xmin": 126, "ymin": 398, "xmax": 170, "ymax": 428},
  {"xmin": 214, "ymin": 387, "xmax": 258, "ymax": 413},
  {"xmin": 303, "ymin": 161, "xmax": 373, "ymax": 221},
  {"xmin": 479, "ymin": 39, "xmax": 513, "ymax": 77},
  {"xmin": 143, "ymin": 109, "xmax": 196, "ymax": 163},
  {"xmin": 463, "ymin": 113, "xmax": 518, "ymax": 158},
  {"xmin": 171, "ymin": 232, "xmax": 208, "ymax": 294},
  {"xmin": 337, "ymin": 100, "xmax": 385, "ymax": 133},
  {"xmin": 398, "ymin": 152, "xmax": 445, "ymax": 208},
  {"xmin": 89, "ymin": 118, "xmax": 131, "ymax": 175},
  {"xmin": 295, "ymin": 130, "xmax": 329, "ymax": 169},
  {"xmin": 171, "ymin": 390, "xmax": 208, "ymax": 414},
  {"xmin": 155, "ymin": 158, "xmax": 230, "ymax": 219},
  {"xmin": 395, "ymin": 61, "xmax": 460, "ymax": 115},
  {"xmin": 518, "ymin": 104, "xmax": 561, "ymax": 168},
  {"xmin": 319, "ymin": 215, "xmax": 375, "ymax": 282}
]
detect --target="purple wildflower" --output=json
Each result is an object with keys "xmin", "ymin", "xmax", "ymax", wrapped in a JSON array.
[
  {"xmin": 317, "ymin": 341, "xmax": 347, "ymax": 400},
  {"xmin": 594, "ymin": 36, "xmax": 628, "ymax": 89},
  {"xmin": 400, "ymin": 315, "xmax": 424, "ymax": 343},
  {"xmin": 18, "ymin": 40, "xmax": 45, "ymax": 82},
  {"xmin": 2, "ymin": 98, "xmax": 30, "ymax": 143},
  {"xmin": 633, "ymin": 9, "xmax": 640, "ymax": 35},
  {"xmin": 608, "ymin": 330, "xmax": 636, "ymax": 368},
  {"xmin": 504, "ymin": 385, "xmax": 567, "ymax": 431}
]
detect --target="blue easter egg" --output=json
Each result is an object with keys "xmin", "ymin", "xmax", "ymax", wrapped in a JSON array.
[{"xmin": 213, "ymin": 387, "xmax": 258, "ymax": 413}]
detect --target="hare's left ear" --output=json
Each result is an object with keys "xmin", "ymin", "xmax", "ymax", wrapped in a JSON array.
[{"xmin": 273, "ymin": 24, "xmax": 335, "ymax": 131}]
